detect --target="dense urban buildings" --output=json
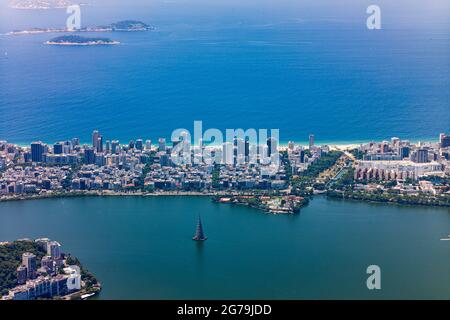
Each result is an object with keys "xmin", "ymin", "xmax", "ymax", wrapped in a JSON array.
[
  {"xmin": 354, "ymin": 136, "xmax": 449, "ymax": 181},
  {"xmin": 1, "ymin": 239, "xmax": 82, "ymax": 300},
  {"xmin": 0, "ymin": 131, "xmax": 449, "ymax": 206}
]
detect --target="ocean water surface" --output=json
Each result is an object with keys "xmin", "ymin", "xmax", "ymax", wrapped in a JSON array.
[{"xmin": 0, "ymin": 0, "xmax": 449, "ymax": 145}]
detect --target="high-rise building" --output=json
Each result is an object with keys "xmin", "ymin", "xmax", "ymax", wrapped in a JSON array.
[
  {"xmin": 35, "ymin": 238, "xmax": 50, "ymax": 251},
  {"xmin": 63, "ymin": 144, "xmax": 71, "ymax": 154},
  {"xmin": 381, "ymin": 141, "xmax": 389, "ymax": 154},
  {"xmin": 234, "ymin": 138, "xmax": 245, "ymax": 165},
  {"xmin": 31, "ymin": 142, "xmax": 45, "ymax": 162},
  {"xmin": 288, "ymin": 141, "xmax": 295, "ymax": 151},
  {"xmin": 105, "ymin": 140, "xmax": 111, "ymax": 153},
  {"xmin": 182, "ymin": 136, "xmax": 191, "ymax": 161},
  {"xmin": 92, "ymin": 130, "xmax": 99, "ymax": 150},
  {"xmin": 391, "ymin": 137, "xmax": 400, "ymax": 147},
  {"xmin": 440, "ymin": 133, "xmax": 450, "ymax": 148},
  {"xmin": 244, "ymin": 138, "xmax": 250, "ymax": 161},
  {"xmin": 400, "ymin": 146, "xmax": 410, "ymax": 159},
  {"xmin": 415, "ymin": 149, "xmax": 429, "ymax": 163},
  {"xmin": 136, "ymin": 139, "xmax": 143, "ymax": 151},
  {"xmin": 22, "ymin": 252, "xmax": 37, "ymax": 279},
  {"xmin": 145, "ymin": 140, "xmax": 152, "ymax": 151},
  {"xmin": 267, "ymin": 137, "xmax": 278, "ymax": 157},
  {"xmin": 71, "ymin": 138, "xmax": 80, "ymax": 146},
  {"xmin": 159, "ymin": 154, "xmax": 170, "ymax": 167},
  {"xmin": 41, "ymin": 255, "xmax": 55, "ymax": 273},
  {"xmin": 84, "ymin": 148, "xmax": 95, "ymax": 164},
  {"xmin": 97, "ymin": 136, "xmax": 103, "ymax": 152},
  {"xmin": 222, "ymin": 142, "xmax": 233, "ymax": 165},
  {"xmin": 16, "ymin": 266, "xmax": 27, "ymax": 285},
  {"xmin": 300, "ymin": 150, "xmax": 305, "ymax": 163},
  {"xmin": 309, "ymin": 134, "xmax": 315, "ymax": 149},
  {"xmin": 111, "ymin": 140, "xmax": 120, "ymax": 154},
  {"xmin": 158, "ymin": 138, "xmax": 166, "ymax": 152},
  {"xmin": 47, "ymin": 241, "xmax": 61, "ymax": 259},
  {"xmin": 53, "ymin": 142, "xmax": 63, "ymax": 155},
  {"xmin": 0, "ymin": 156, "xmax": 6, "ymax": 170}
]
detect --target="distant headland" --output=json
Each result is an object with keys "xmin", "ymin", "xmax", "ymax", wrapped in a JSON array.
[
  {"xmin": 9, "ymin": 0, "xmax": 81, "ymax": 10},
  {"xmin": 45, "ymin": 35, "xmax": 120, "ymax": 46},
  {"xmin": 8, "ymin": 20, "xmax": 155, "ymax": 36}
]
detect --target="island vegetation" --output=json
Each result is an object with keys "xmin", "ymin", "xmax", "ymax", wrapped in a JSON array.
[
  {"xmin": 45, "ymin": 35, "xmax": 119, "ymax": 46},
  {"xmin": 0, "ymin": 239, "xmax": 100, "ymax": 299},
  {"xmin": 0, "ymin": 240, "xmax": 46, "ymax": 296},
  {"xmin": 290, "ymin": 150, "xmax": 343, "ymax": 195},
  {"xmin": 327, "ymin": 189, "xmax": 450, "ymax": 207},
  {"xmin": 110, "ymin": 20, "xmax": 154, "ymax": 31}
]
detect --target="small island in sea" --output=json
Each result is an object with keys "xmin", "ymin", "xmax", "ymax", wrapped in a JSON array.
[
  {"xmin": 8, "ymin": 20, "xmax": 155, "ymax": 36},
  {"xmin": 109, "ymin": 20, "xmax": 154, "ymax": 32},
  {"xmin": 0, "ymin": 238, "xmax": 101, "ymax": 300},
  {"xmin": 45, "ymin": 35, "xmax": 120, "ymax": 46}
]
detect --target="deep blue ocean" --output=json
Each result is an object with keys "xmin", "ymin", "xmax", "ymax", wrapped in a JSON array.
[{"xmin": 0, "ymin": 0, "xmax": 449, "ymax": 145}]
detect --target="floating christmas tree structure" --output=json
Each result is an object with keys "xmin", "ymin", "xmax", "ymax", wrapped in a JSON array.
[{"xmin": 192, "ymin": 216, "xmax": 207, "ymax": 241}]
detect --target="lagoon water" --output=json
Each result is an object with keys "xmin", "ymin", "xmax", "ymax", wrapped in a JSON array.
[{"xmin": 0, "ymin": 196, "xmax": 449, "ymax": 299}]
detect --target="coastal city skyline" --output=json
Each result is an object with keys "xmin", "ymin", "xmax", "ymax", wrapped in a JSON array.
[
  {"xmin": 1, "ymin": 129, "xmax": 449, "ymax": 201},
  {"xmin": 1, "ymin": 128, "xmax": 450, "ymax": 300}
]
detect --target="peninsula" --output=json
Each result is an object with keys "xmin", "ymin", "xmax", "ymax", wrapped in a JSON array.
[{"xmin": 0, "ymin": 238, "xmax": 101, "ymax": 300}]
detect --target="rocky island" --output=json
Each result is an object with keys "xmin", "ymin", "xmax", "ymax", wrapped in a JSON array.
[
  {"xmin": 110, "ymin": 20, "xmax": 154, "ymax": 31},
  {"xmin": 45, "ymin": 35, "xmax": 119, "ymax": 46}
]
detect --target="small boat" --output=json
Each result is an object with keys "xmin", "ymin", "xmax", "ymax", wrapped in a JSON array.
[
  {"xmin": 192, "ymin": 216, "xmax": 207, "ymax": 241},
  {"xmin": 80, "ymin": 292, "xmax": 96, "ymax": 300}
]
